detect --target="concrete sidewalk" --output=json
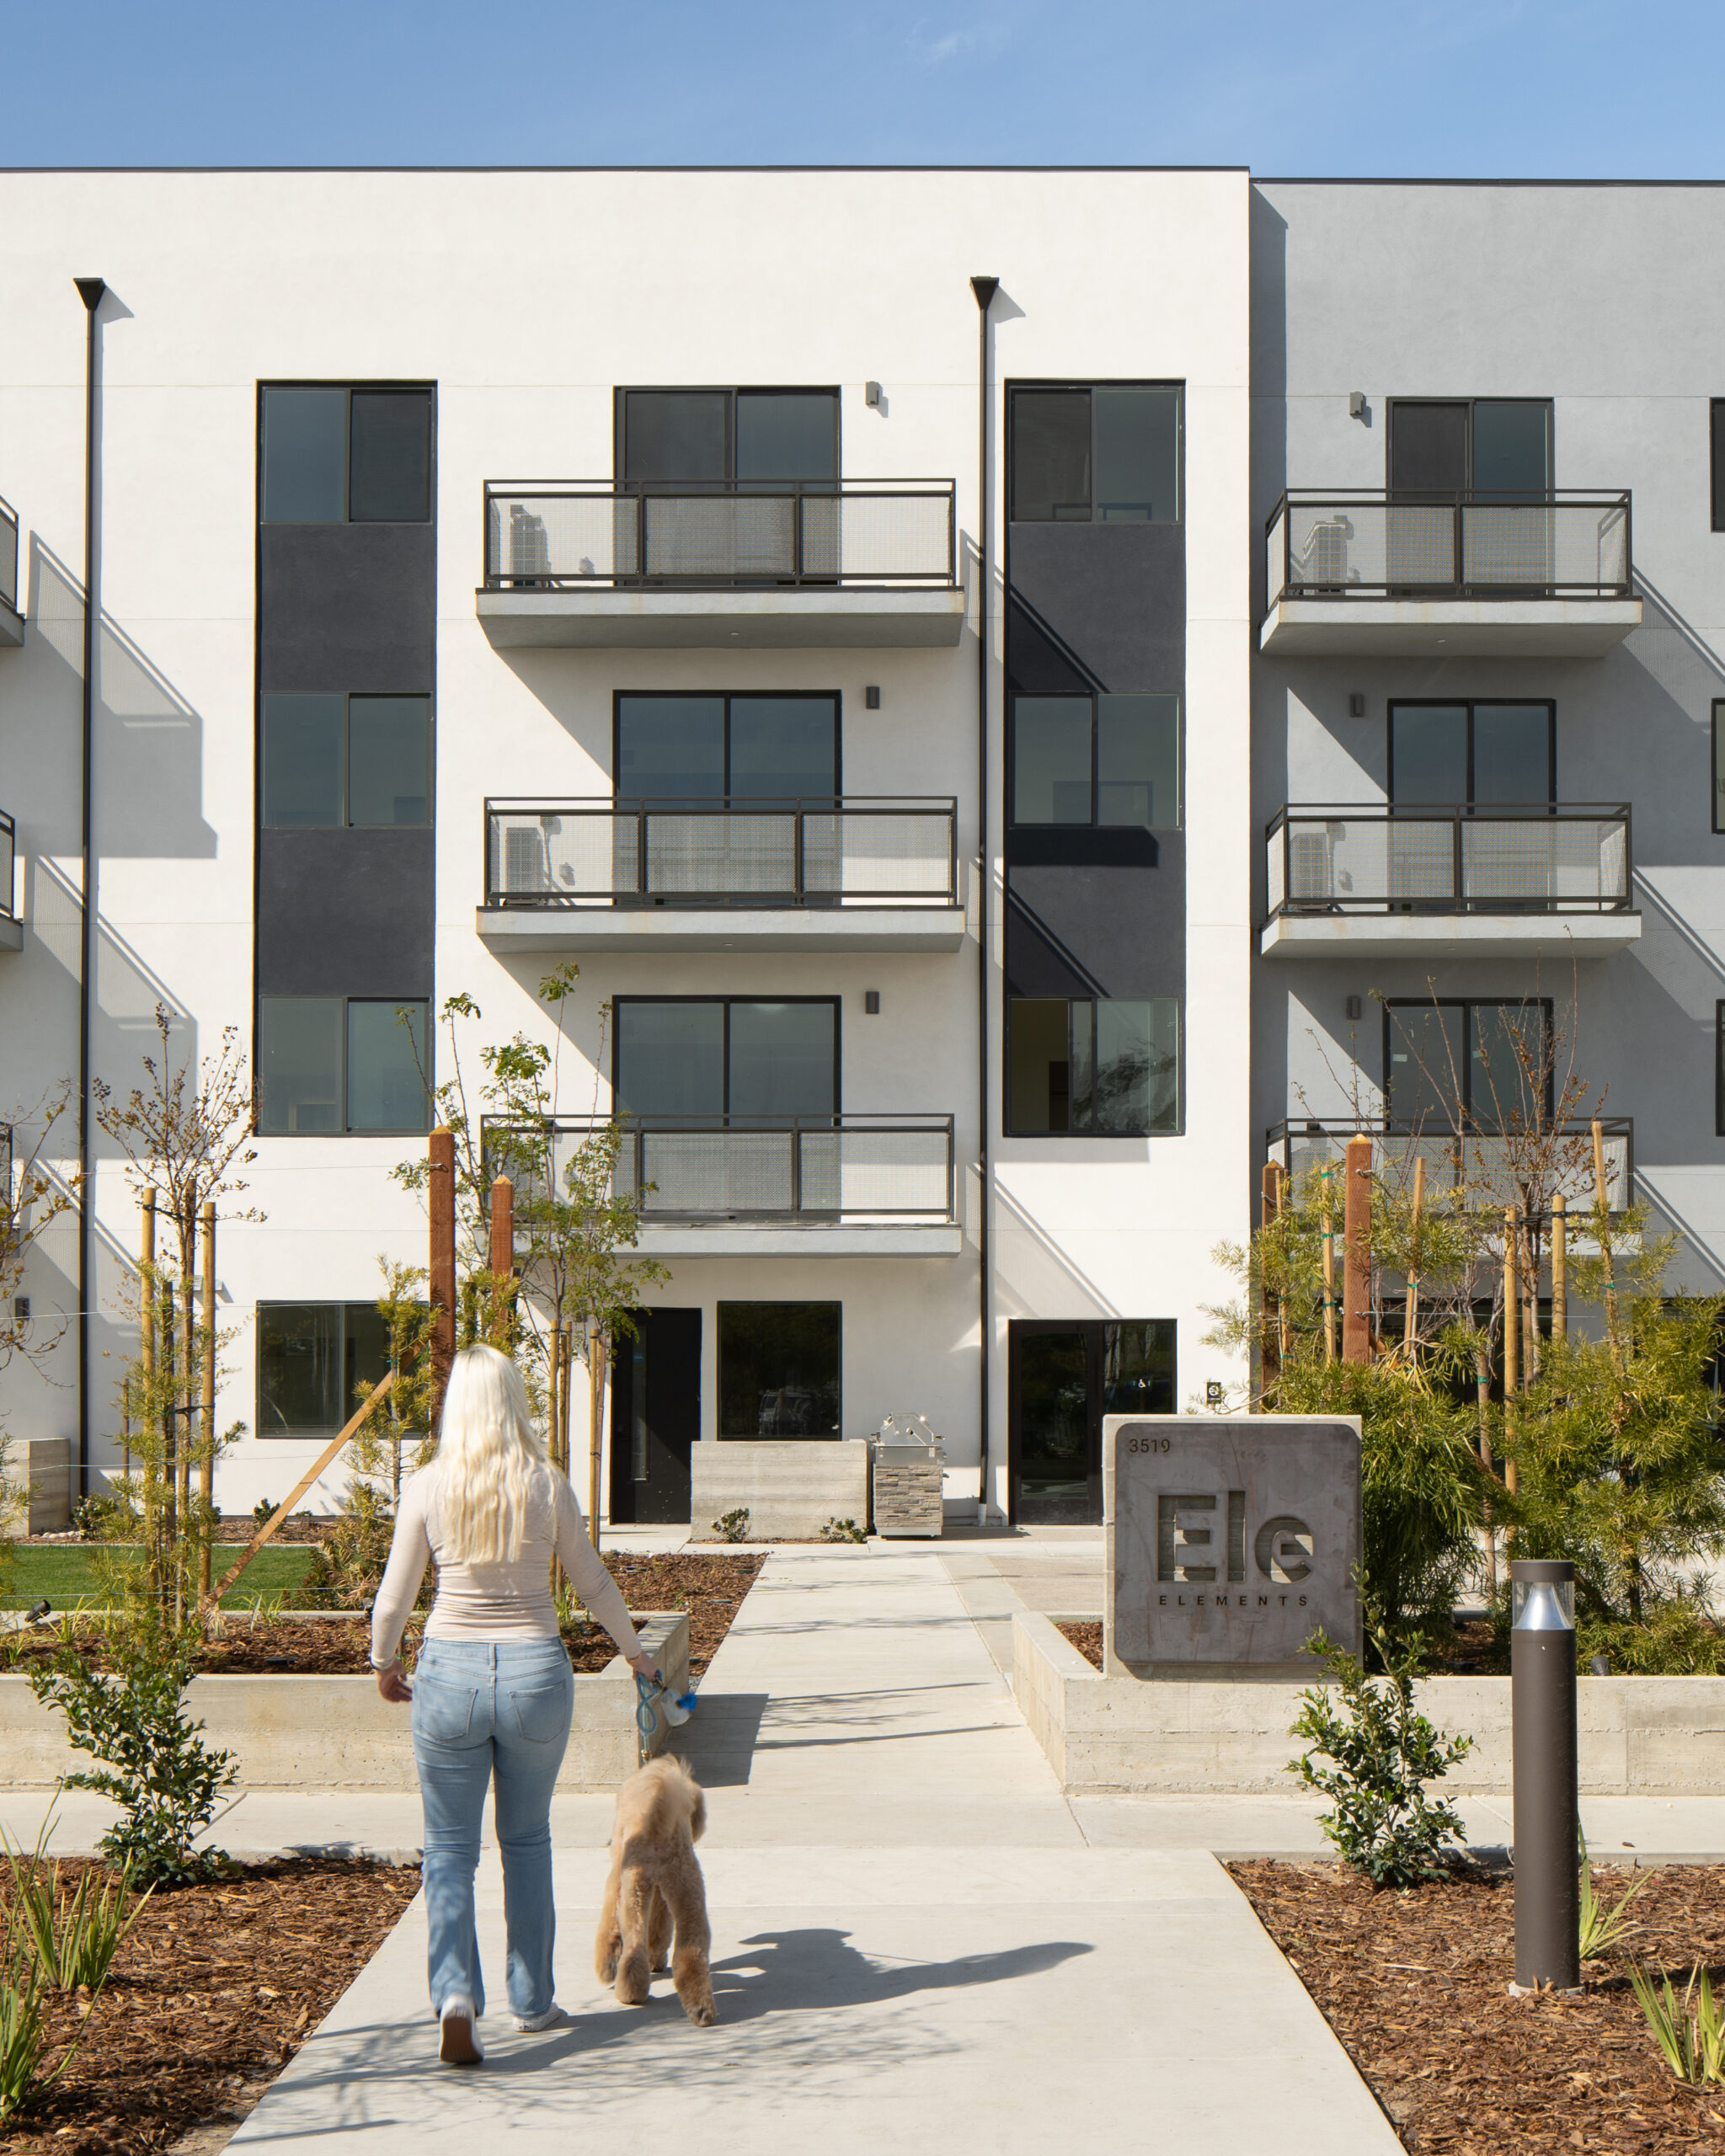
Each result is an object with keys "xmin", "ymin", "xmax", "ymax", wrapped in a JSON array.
[{"xmin": 226, "ymin": 1545, "xmax": 1402, "ymax": 2154}]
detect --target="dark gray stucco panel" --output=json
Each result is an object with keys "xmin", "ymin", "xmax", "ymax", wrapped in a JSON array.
[
  {"xmin": 1005, "ymin": 842, "xmax": 1186, "ymax": 1001},
  {"xmin": 1005, "ymin": 522, "xmax": 1185, "ymax": 695},
  {"xmin": 256, "ymin": 827, "xmax": 435, "ymax": 995},
  {"xmin": 259, "ymin": 526, "xmax": 436, "ymax": 691}
]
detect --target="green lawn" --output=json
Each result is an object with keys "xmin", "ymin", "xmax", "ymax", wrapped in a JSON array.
[{"xmin": 2, "ymin": 1544, "xmax": 321, "ymax": 1611}]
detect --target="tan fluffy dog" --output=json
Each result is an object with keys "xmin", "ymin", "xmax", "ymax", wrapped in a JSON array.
[{"xmin": 594, "ymin": 1755, "xmax": 717, "ymax": 2025}]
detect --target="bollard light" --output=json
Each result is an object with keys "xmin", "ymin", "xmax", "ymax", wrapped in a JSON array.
[{"xmin": 1511, "ymin": 1557, "xmax": 1579, "ymax": 1990}]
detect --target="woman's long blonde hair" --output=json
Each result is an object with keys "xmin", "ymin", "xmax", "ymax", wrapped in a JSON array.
[{"xmin": 435, "ymin": 1344, "xmax": 554, "ymax": 1564}]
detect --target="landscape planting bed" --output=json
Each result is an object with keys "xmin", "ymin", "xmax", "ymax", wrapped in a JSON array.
[
  {"xmin": 1232, "ymin": 1860, "xmax": 1725, "ymax": 2153},
  {"xmin": 3, "ymin": 1854, "xmax": 421, "ymax": 2154},
  {"xmin": 1055, "ymin": 1619, "xmax": 1103, "ymax": 1669}
]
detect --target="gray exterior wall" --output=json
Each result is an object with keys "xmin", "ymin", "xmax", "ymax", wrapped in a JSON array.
[{"xmin": 1252, "ymin": 181, "xmax": 1725, "ymax": 1285}]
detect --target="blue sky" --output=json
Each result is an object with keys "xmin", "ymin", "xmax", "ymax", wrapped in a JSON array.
[{"xmin": 0, "ymin": 1, "xmax": 1718, "ymax": 176}]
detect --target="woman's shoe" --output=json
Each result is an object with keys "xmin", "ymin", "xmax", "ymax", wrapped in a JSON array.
[
  {"xmin": 512, "ymin": 2004, "xmax": 570, "ymax": 2031},
  {"xmin": 439, "ymin": 1993, "xmax": 484, "ymax": 2065}
]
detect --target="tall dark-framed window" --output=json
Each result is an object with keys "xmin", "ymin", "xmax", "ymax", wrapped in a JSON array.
[
  {"xmin": 1387, "ymin": 399, "xmax": 1552, "ymax": 497},
  {"xmin": 617, "ymin": 389, "xmax": 840, "ymax": 488},
  {"xmin": 614, "ymin": 998, "xmax": 838, "ymax": 1119},
  {"xmin": 259, "ymin": 386, "xmax": 433, "ymax": 523},
  {"xmin": 614, "ymin": 693, "xmax": 839, "ymax": 800},
  {"xmin": 1384, "ymin": 999, "xmax": 1553, "ymax": 1129},
  {"xmin": 1388, "ymin": 701, "xmax": 1555, "ymax": 806},
  {"xmin": 261, "ymin": 693, "xmax": 432, "ymax": 828},
  {"xmin": 1712, "ymin": 703, "xmax": 1725, "ymax": 834},
  {"xmin": 257, "ymin": 1300, "xmax": 397, "ymax": 1436},
  {"xmin": 1007, "ymin": 383, "xmax": 1180, "ymax": 523},
  {"xmin": 1007, "ymin": 997, "xmax": 1178, "ymax": 1136},
  {"xmin": 1717, "ymin": 1004, "xmax": 1725, "ymax": 1136},
  {"xmin": 257, "ymin": 997, "xmax": 430, "ymax": 1135},
  {"xmin": 1712, "ymin": 403, "xmax": 1725, "ymax": 533},
  {"xmin": 718, "ymin": 1301, "xmax": 841, "ymax": 1438},
  {"xmin": 1009, "ymin": 693, "xmax": 1179, "ymax": 829}
]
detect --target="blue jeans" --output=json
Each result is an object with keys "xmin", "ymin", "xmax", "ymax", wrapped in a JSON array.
[{"xmin": 410, "ymin": 1637, "xmax": 574, "ymax": 2020}]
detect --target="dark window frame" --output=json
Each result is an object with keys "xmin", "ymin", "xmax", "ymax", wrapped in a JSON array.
[
  {"xmin": 256, "ymin": 381, "xmax": 436, "ymax": 526},
  {"xmin": 1385, "ymin": 397, "xmax": 1555, "ymax": 497},
  {"xmin": 1005, "ymin": 378, "xmax": 1184, "ymax": 526},
  {"xmin": 1003, "ymin": 995, "xmax": 1182, "ymax": 1139},
  {"xmin": 1717, "ymin": 1003, "xmax": 1725, "ymax": 1138},
  {"xmin": 1382, "ymin": 997, "xmax": 1556, "ymax": 1127},
  {"xmin": 1007, "ymin": 690, "xmax": 1182, "ymax": 830},
  {"xmin": 259, "ymin": 690, "xmax": 435, "ymax": 830},
  {"xmin": 611, "ymin": 690, "xmax": 843, "ymax": 802},
  {"xmin": 613, "ymin": 387, "xmax": 841, "ymax": 488},
  {"xmin": 1712, "ymin": 702, "xmax": 1725, "ymax": 835},
  {"xmin": 611, "ymin": 995, "xmax": 841, "ymax": 1119},
  {"xmin": 255, "ymin": 1298, "xmax": 400, "ymax": 1438},
  {"xmin": 1712, "ymin": 403, "xmax": 1725, "ymax": 533},
  {"xmin": 716, "ymin": 1299, "xmax": 842, "ymax": 1441},
  {"xmin": 255, "ymin": 994, "xmax": 432, "ymax": 1138},
  {"xmin": 1386, "ymin": 698, "xmax": 1557, "ymax": 807}
]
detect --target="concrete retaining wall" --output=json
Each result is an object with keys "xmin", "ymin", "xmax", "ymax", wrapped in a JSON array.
[
  {"xmin": 1013, "ymin": 1609, "xmax": 1725, "ymax": 1796},
  {"xmin": 0, "ymin": 1613, "xmax": 687, "ymax": 1791},
  {"xmin": 4, "ymin": 1438, "xmax": 71, "ymax": 1532},
  {"xmin": 690, "ymin": 1438, "xmax": 870, "ymax": 1540}
]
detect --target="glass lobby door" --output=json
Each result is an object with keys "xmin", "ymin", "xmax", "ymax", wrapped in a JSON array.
[{"xmin": 1009, "ymin": 1320, "xmax": 1177, "ymax": 1524}]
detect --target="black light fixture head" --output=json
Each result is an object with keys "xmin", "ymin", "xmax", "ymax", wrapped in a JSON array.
[
  {"xmin": 74, "ymin": 277, "xmax": 106, "ymax": 312},
  {"xmin": 970, "ymin": 275, "xmax": 999, "ymax": 312}
]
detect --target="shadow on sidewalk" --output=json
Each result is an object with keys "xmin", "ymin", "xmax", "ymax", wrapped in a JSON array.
[
  {"xmin": 708, "ymin": 1927, "xmax": 1092, "ymax": 2017},
  {"xmin": 670, "ymin": 1694, "xmax": 770, "ymax": 1785}
]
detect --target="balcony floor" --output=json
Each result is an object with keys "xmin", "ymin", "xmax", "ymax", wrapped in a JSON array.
[
  {"xmin": 476, "ymin": 905, "xmax": 967, "ymax": 954},
  {"xmin": 476, "ymin": 586, "xmax": 966, "ymax": 649},
  {"xmin": 633, "ymin": 1222, "xmax": 963, "ymax": 1257},
  {"xmin": 1260, "ymin": 595, "xmax": 1642, "ymax": 658},
  {"xmin": 1262, "ymin": 912, "xmax": 1642, "ymax": 960},
  {"xmin": 0, "ymin": 598, "xmax": 21, "ymax": 649}
]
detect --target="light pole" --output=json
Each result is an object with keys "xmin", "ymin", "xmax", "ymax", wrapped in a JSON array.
[{"xmin": 1511, "ymin": 1556, "xmax": 1579, "ymax": 1990}]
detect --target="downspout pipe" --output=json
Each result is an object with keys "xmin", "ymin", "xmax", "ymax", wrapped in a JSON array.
[
  {"xmin": 74, "ymin": 275, "xmax": 104, "ymax": 1505},
  {"xmin": 970, "ymin": 275, "xmax": 997, "ymax": 1527}
]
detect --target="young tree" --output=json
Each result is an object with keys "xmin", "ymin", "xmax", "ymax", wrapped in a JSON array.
[{"xmin": 93, "ymin": 1006, "xmax": 259, "ymax": 1626}]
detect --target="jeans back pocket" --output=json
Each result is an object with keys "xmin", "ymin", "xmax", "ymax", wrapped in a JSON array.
[
  {"xmin": 413, "ymin": 1675, "xmax": 481, "ymax": 1748},
  {"xmin": 508, "ymin": 1675, "xmax": 574, "ymax": 1747}
]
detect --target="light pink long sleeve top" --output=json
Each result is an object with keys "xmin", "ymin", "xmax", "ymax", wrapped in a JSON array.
[{"xmin": 369, "ymin": 1460, "xmax": 644, "ymax": 1668}]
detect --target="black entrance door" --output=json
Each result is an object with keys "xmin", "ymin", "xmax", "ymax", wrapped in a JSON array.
[
  {"xmin": 1008, "ymin": 1320, "xmax": 1176, "ymax": 1525},
  {"xmin": 610, "ymin": 1307, "xmax": 701, "ymax": 1525}
]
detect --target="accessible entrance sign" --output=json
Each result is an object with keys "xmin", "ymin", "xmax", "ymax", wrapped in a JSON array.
[{"xmin": 1105, "ymin": 1416, "xmax": 1361, "ymax": 1667}]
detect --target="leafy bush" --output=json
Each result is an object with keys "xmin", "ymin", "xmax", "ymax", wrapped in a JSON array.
[
  {"xmin": 302, "ymin": 1486, "xmax": 398, "ymax": 1610},
  {"xmin": 1289, "ymin": 1624, "xmax": 1472, "ymax": 1888},
  {"xmin": 252, "ymin": 1496, "xmax": 277, "ymax": 1527},
  {"xmin": 712, "ymin": 1508, "xmax": 750, "ymax": 1545},
  {"xmin": 27, "ymin": 1621, "xmax": 237, "ymax": 1886},
  {"xmin": 820, "ymin": 1517, "xmax": 867, "ymax": 1544}
]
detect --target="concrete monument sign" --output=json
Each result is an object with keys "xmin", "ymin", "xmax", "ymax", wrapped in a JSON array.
[{"xmin": 1105, "ymin": 1416, "xmax": 1361, "ymax": 1668}]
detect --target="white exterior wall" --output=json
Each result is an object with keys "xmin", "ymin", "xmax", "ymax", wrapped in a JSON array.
[{"xmin": 0, "ymin": 168, "xmax": 1253, "ymax": 1517}]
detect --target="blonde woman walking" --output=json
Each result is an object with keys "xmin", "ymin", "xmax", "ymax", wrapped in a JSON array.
[{"xmin": 371, "ymin": 1342, "xmax": 658, "ymax": 2064}]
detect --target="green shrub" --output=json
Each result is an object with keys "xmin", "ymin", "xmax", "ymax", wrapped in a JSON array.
[
  {"xmin": 302, "ymin": 1486, "xmax": 398, "ymax": 1610},
  {"xmin": 1631, "ymin": 1960, "xmax": 1725, "ymax": 2085},
  {"xmin": 820, "ymin": 1518, "xmax": 867, "ymax": 1544},
  {"xmin": 27, "ymin": 1620, "xmax": 237, "ymax": 1886},
  {"xmin": 712, "ymin": 1508, "xmax": 750, "ymax": 1545},
  {"xmin": 1289, "ymin": 1623, "xmax": 1472, "ymax": 1888}
]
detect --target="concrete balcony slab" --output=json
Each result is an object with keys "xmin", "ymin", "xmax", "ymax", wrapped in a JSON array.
[
  {"xmin": 1260, "ymin": 595, "xmax": 1642, "ymax": 659},
  {"xmin": 476, "ymin": 904, "xmax": 967, "ymax": 954},
  {"xmin": 1261, "ymin": 912, "xmax": 1642, "ymax": 960},
  {"xmin": 633, "ymin": 1223, "xmax": 963, "ymax": 1258},
  {"xmin": 476, "ymin": 585, "xmax": 967, "ymax": 649},
  {"xmin": 0, "ymin": 597, "xmax": 21, "ymax": 649}
]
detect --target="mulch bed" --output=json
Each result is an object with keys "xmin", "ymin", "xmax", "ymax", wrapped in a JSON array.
[
  {"xmin": 1231, "ymin": 1859, "xmax": 1725, "ymax": 2151},
  {"xmin": 2, "ymin": 1552, "xmax": 766, "ymax": 1682},
  {"xmin": 3, "ymin": 1855, "xmax": 422, "ymax": 2155},
  {"xmin": 1055, "ymin": 1619, "xmax": 1103, "ymax": 1669}
]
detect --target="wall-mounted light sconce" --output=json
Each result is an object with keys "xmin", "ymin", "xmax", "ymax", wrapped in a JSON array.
[
  {"xmin": 1348, "ymin": 391, "xmax": 1367, "ymax": 419},
  {"xmin": 1345, "ymin": 995, "xmax": 1363, "ymax": 1022},
  {"xmin": 1348, "ymin": 692, "xmax": 1365, "ymax": 718},
  {"xmin": 865, "ymin": 686, "xmax": 881, "ymax": 709},
  {"xmin": 864, "ymin": 990, "xmax": 881, "ymax": 1015},
  {"xmin": 13, "ymin": 1297, "xmax": 29, "ymax": 1324},
  {"xmin": 865, "ymin": 382, "xmax": 883, "ymax": 407}
]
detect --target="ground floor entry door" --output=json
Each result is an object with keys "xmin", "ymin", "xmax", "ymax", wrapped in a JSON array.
[
  {"xmin": 1008, "ymin": 1320, "xmax": 1177, "ymax": 1525},
  {"xmin": 610, "ymin": 1307, "xmax": 702, "ymax": 1525}
]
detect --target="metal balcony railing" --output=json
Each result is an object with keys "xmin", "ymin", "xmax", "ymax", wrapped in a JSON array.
[
  {"xmin": 0, "ymin": 497, "xmax": 17, "ymax": 616},
  {"xmin": 0, "ymin": 809, "xmax": 13, "ymax": 921},
  {"xmin": 1265, "ymin": 490, "xmax": 1632, "ymax": 604},
  {"xmin": 1266, "ymin": 803, "xmax": 1632, "ymax": 918},
  {"xmin": 483, "ymin": 480, "xmax": 957, "ymax": 590},
  {"xmin": 1266, "ymin": 1118, "xmax": 1634, "ymax": 1214},
  {"xmin": 485, "ymin": 797, "xmax": 958, "ymax": 910},
  {"xmin": 483, "ymin": 1113, "xmax": 957, "ymax": 1225}
]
